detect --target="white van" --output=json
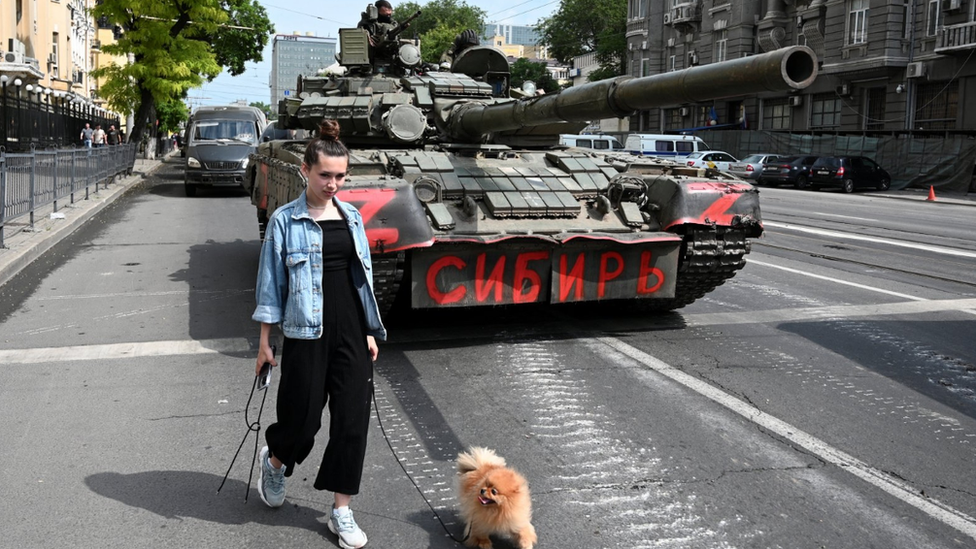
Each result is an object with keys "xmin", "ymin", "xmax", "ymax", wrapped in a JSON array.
[
  {"xmin": 559, "ymin": 134, "xmax": 624, "ymax": 151},
  {"xmin": 624, "ymin": 134, "xmax": 709, "ymax": 160}
]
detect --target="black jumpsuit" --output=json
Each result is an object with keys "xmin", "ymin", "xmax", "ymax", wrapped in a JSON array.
[{"xmin": 265, "ymin": 219, "xmax": 374, "ymax": 495}]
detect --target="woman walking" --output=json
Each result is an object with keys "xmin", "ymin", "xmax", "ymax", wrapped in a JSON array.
[{"xmin": 252, "ymin": 119, "xmax": 386, "ymax": 549}]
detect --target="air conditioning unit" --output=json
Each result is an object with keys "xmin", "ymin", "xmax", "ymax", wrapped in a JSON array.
[
  {"xmin": 48, "ymin": 52, "xmax": 58, "ymax": 64},
  {"xmin": 667, "ymin": 38, "xmax": 676, "ymax": 48},
  {"xmin": 836, "ymin": 83, "xmax": 851, "ymax": 96},
  {"xmin": 3, "ymin": 51, "xmax": 25, "ymax": 64},
  {"xmin": 678, "ymin": 107, "xmax": 690, "ymax": 117},
  {"xmin": 945, "ymin": 0, "xmax": 962, "ymax": 10},
  {"xmin": 906, "ymin": 61, "xmax": 925, "ymax": 78},
  {"xmin": 641, "ymin": 41, "xmax": 647, "ymax": 50},
  {"xmin": 788, "ymin": 95, "xmax": 803, "ymax": 107},
  {"xmin": 664, "ymin": 13, "xmax": 672, "ymax": 24}
]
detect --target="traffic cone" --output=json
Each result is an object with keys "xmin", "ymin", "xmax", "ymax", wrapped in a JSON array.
[{"xmin": 926, "ymin": 186, "xmax": 937, "ymax": 201}]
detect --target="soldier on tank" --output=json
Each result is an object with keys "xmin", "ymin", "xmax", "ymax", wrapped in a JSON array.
[
  {"xmin": 358, "ymin": 1, "xmax": 397, "ymax": 50},
  {"xmin": 439, "ymin": 28, "xmax": 480, "ymax": 68}
]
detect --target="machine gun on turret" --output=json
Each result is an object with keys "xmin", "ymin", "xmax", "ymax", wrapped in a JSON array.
[{"xmin": 388, "ymin": 9, "xmax": 421, "ymax": 41}]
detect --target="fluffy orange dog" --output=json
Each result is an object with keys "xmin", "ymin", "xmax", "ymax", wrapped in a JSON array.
[{"xmin": 456, "ymin": 447, "xmax": 537, "ymax": 549}]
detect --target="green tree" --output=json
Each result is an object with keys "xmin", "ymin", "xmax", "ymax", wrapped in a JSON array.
[
  {"xmin": 536, "ymin": 0, "xmax": 626, "ymax": 81},
  {"xmin": 392, "ymin": 0, "xmax": 486, "ymax": 63},
  {"xmin": 249, "ymin": 101, "xmax": 273, "ymax": 119},
  {"xmin": 92, "ymin": 0, "xmax": 273, "ymax": 144},
  {"xmin": 156, "ymin": 97, "xmax": 190, "ymax": 134},
  {"xmin": 509, "ymin": 58, "xmax": 560, "ymax": 93}
]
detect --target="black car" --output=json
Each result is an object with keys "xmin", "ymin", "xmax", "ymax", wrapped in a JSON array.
[
  {"xmin": 758, "ymin": 155, "xmax": 819, "ymax": 188},
  {"xmin": 810, "ymin": 156, "xmax": 891, "ymax": 193}
]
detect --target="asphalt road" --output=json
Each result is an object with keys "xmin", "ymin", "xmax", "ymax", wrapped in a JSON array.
[{"xmin": 1, "ymin": 159, "xmax": 974, "ymax": 548}]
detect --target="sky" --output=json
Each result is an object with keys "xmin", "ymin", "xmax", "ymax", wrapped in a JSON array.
[{"xmin": 193, "ymin": 0, "xmax": 560, "ymax": 109}]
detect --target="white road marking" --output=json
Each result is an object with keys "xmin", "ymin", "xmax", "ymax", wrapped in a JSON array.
[
  {"xmin": 597, "ymin": 336, "xmax": 976, "ymax": 542},
  {"xmin": 749, "ymin": 260, "xmax": 924, "ymax": 300},
  {"xmin": 764, "ymin": 221, "xmax": 976, "ymax": 259},
  {"xmin": 682, "ymin": 297, "xmax": 976, "ymax": 327},
  {"xmin": 0, "ymin": 338, "xmax": 251, "ymax": 364}
]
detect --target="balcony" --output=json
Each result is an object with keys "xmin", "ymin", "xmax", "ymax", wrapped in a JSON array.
[
  {"xmin": 668, "ymin": 1, "xmax": 702, "ymax": 26},
  {"xmin": 936, "ymin": 21, "xmax": 976, "ymax": 53},
  {"xmin": 627, "ymin": 19, "xmax": 647, "ymax": 37}
]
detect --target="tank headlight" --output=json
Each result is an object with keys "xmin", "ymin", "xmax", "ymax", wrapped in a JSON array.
[
  {"xmin": 522, "ymin": 80, "xmax": 537, "ymax": 96},
  {"xmin": 187, "ymin": 157, "xmax": 201, "ymax": 168}
]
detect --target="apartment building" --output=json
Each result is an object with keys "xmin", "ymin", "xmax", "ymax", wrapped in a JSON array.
[
  {"xmin": 1, "ymin": 0, "xmax": 100, "ymax": 100},
  {"xmin": 270, "ymin": 33, "xmax": 337, "ymax": 107},
  {"xmin": 625, "ymin": 0, "xmax": 976, "ymax": 133}
]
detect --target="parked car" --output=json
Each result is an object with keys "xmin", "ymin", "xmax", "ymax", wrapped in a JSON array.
[
  {"xmin": 759, "ymin": 155, "xmax": 820, "ymax": 188},
  {"xmin": 728, "ymin": 154, "xmax": 783, "ymax": 182},
  {"xmin": 685, "ymin": 151, "xmax": 739, "ymax": 172},
  {"xmin": 809, "ymin": 156, "xmax": 891, "ymax": 193}
]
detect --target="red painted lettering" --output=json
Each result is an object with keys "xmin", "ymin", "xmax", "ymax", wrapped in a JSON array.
[
  {"xmin": 558, "ymin": 253, "xmax": 586, "ymax": 302},
  {"xmin": 475, "ymin": 254, "xmax": 506, "ymax": 303},
  {"xmin": 512, "ymin": 251, "xmax": 549, "ymax": 304},
  {"xmin": 597, "ymin": 251, "xmax": 624, "ymax": 298},
  {"xmin": 637, "ymin": 250, "xmax": 665, "ymax": 294},
  {"xmin": 426, "ymin": 255, "xmax": 467, "ymax": 305},
  {"xmin": 337, "ymin": 189, "xmax": 400, "ymax": 248}
]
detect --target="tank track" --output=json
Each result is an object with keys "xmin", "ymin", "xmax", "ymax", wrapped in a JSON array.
[
  {"xmin": 641, "ymin": 227, "xmax": 752, "ymax": 312},
  {"xmin": 372, "ymin": 251, "xmax": 406, "ymax": 316}
]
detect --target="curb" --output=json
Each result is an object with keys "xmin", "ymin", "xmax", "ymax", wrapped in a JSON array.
[{"xmin": 0, "ymin": 157, "xmax": 168, "ymax": 289}]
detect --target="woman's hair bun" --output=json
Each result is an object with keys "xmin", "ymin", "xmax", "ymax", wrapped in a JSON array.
[{"xmin": 318, "ymin": 119, "xmax": 340, "ymax": 142}]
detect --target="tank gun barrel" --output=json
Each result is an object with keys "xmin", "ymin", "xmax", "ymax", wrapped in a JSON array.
[{"xmin": 450, "ymin": 46, "xmax": 818, "ymax": 140}]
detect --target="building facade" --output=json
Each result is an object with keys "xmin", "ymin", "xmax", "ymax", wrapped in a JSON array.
[
  {"xmin": 270, "ymin": 34, "xmax": 337, "ymax": 107},
  {"xmin": 625, "ymin": 0, "xmax": 976, "ymax": 134},
  {"xmin": 482, "ymin": 24, "xmax": 543, "ymax": 48}
]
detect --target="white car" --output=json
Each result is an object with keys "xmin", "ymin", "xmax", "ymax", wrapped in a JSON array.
[{"xmin": 685, "ymin": 151, "xmax": 739, "ymax": 172}]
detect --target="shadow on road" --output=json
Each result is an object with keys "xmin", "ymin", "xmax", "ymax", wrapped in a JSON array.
[{"xmin": 84, "ymin": 470, "xmax": 327, "ymax": 532}]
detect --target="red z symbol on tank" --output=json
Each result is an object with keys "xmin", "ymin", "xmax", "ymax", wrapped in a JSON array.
[{"xmin": 337, "ymin": 189, "xmax": 399, "ymax": 249}]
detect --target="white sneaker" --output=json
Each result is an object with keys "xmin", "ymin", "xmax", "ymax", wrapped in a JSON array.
[
  {"xmin": 257, "ymin": 446, "xmax": 285, "ymax": 508},
  {"xmin": 328, "ymin": 506, "xmax": 368, "ymax": 549}
]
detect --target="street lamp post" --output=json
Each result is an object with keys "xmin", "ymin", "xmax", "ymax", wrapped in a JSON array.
[{"xmin": 1, "ymin": 75, "xmax": 8, "ymax": 146}]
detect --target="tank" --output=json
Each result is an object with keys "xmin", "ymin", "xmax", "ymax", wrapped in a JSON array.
[{"xmin": 245, "ymin": 24, "xmax": 818, "ymax": 314}]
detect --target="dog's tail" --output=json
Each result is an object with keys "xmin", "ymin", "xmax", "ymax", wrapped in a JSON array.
[{"xmin": 456, "ymin": 446, "xmax": 506, "ymax": 474}]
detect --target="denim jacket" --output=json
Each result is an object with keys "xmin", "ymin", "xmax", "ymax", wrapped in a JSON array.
[{"xmin": 253, "ymin": 191, "xmax": 387, "ymax": 341}]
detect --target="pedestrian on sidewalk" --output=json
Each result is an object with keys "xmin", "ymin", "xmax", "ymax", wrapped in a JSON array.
[
  {"xmin": 93, "ymin": 124, "xmax": 106, "ymax": 148},
  {"xmin": 252, "ymin": 118, "xmax": 385, "ymax": 549},
  {"xmin": 80, "ymin": 123, "xmax": 93, "ymax": 148},
  {"xmin": 106, "ymin": 125, "xmax": 120, "ymax": 145}
]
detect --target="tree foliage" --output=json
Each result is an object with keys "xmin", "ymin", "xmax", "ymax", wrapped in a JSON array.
[
  {"xmin": 92, "ymin": 0, "xmax": 273, "ymax": 143},
  {"xmin": 536, "ymin": 0, "xmax": 626, "ymax": 80},
  {"xmin": 156, "ymin": 98, "xmax": 190, "ymax": 134},
  {"xmin": 392, "ymin": 0, "xmax": 486, "ymax": 63},
  {"xmin": 509, "ymin": 58, "xmax": 560, "ymax": 94}
]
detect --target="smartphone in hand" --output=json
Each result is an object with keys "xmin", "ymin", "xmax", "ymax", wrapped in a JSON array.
[{"xmin": 257, "ymin": 345, "xmax": 276, "ymax": 390}]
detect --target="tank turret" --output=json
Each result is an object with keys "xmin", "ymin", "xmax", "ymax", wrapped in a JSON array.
[{"xmin": 277, "ymin": 30, "xmax": 815, "ymax": 149}]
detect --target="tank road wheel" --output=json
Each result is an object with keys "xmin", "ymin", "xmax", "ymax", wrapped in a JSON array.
[
  {"xmin": 794, "ymin": 174, "xmax": 808, "ymax": 189},
  {"xmin": 877, "ymin": 177, "xmax": 891, "ymax": 191},
  {"xmin": 842, "ymin": 178, "xmax": 855, "ymax": 193}
]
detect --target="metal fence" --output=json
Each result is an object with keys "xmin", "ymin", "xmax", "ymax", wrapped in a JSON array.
[
  {"xmin": 0, "ymin": 143, "xmax": 137, "ymax": 248},
  {"xmin": 1, "ymin": 91, "xmax": 121, "ymax": 151}
]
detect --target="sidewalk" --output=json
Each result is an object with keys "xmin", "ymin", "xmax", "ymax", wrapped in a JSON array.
[
  {"xmin": 873, "ymin": 186, "xmax": 976, "ymax": 207},
  {"xmin": 0, "ymin": 154, "xmax": 168, "ymax": 289}
]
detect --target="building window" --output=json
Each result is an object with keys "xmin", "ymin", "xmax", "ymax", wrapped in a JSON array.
[
  {"xmin": 714, "ymin": 30, "xmax": 727, "ymax": 62},
  {"xmin": 762, "ymin": 97, "xmax": 791, "ymax": 130},
  {"xmin": 864, "ymin": 87, "xmax": 886, "ymax": 130},
  {"xmin": 668, "ymin": 54, "xmax": 676, "ymax": 72},
  {"xmin": 903, "ymin": 0, "xmax": 912, "ymax": 39},
  {"xmin": 664, "ymin": 108, "xmax": 683, "ymax": 130},
  {"xmin": 915, "ymin": 81, "xmax": 958, "ymax": 129},
  {"xmin": 810, "ymin": 93, "xmax": 841, "ymax": 129},
  {"xmin": 927, "ymin": 0, "xmax": 942, "ymax": 37},
  {"xmin": 848, "ymin": 0, "xmax": 869, "ymax": 44}
]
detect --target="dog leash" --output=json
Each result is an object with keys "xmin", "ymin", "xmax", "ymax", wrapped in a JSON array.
[
  {"xmin": 371, "ymin": 380, "xmax": 469, "ymax": 543},
  {"xmin": 217, "ymin": 346, "xmax": 276, "ymax": 501}
]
